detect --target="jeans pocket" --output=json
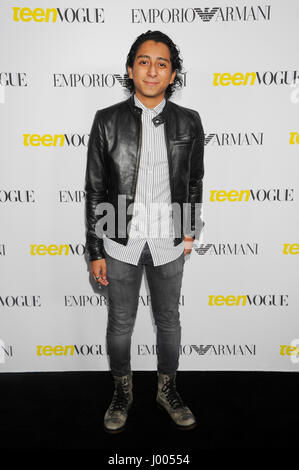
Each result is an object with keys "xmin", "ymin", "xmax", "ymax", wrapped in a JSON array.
[{"xmin": 154, "ymin": 254, "xmax": 185, "ymax": 279}]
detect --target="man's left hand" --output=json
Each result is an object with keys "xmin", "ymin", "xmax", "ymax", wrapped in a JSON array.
[{"xmin": 184, "ymin": 235, "xmax": 194, "ymax": 256}]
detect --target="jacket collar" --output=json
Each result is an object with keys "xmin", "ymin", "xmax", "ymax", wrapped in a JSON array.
[{"xmin": 127, "ymin": 93, "xmax": 169, "ymax": 127}]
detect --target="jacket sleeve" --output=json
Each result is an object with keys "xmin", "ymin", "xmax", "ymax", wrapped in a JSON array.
[
  {"xmin": 186, "ymin": 111, "xmax": 205, "ymax": 240},
  {"xmin": 84, "ymin": 111, "xmax": 108, "ymax": 261}
]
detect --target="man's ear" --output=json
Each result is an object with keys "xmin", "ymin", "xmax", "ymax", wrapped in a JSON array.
[
  {"xmin": 170, "ymin": 70, "xmax": 176, "ymax": 85},
  {"xmin": 127, "ymin": 66, "xmax": 133, "ymax": 79}
]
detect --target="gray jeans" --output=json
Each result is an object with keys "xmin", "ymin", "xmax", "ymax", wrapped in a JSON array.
[{"xmin": 104, "ymin": 242, "xmax": 185, "ymax": 377}]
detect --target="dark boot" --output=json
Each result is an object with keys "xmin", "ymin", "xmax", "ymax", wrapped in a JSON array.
[
  {"xmin": 104, "ymin": 372, "xmax": 133, "ymax": 433},
  {"xmin": 157, "ymin": 372, "xmax": 196, "ymax": 430}
]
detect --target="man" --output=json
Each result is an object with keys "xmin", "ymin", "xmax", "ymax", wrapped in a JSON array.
[{"xmin": 84, "ymin": 30, "xmax": 205, "ymax": 433}]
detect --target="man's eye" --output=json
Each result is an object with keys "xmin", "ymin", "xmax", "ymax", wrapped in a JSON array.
[{"xmin": 159, "ymin": 63, "xmax": 166, "ymax": 67}]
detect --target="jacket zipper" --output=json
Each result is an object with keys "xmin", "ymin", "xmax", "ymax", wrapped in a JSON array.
[
  {"xmin": 164, "ymin": 120, "xmax": 173, "ymax": 200},
  {"xmin": 130, "ymin": 117, "xmax": 143, "ymax": 236},
  {"xmin": 163, "ymin": 121, "xmax": 176, "ymax": 244},
  {"xmin": 133, "ymin": 117, "xmax": 142, "ymax": 202}
]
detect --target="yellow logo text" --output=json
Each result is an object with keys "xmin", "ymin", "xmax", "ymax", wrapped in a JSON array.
[
  {"xmin": 23, "ymin": 134, "xmax": 64, "ymax": 146},
  {"xmin": 283, "ymin": 243, "xmax": 299, "ymax": 254},
  {"xmin": 280, "ymin": 345, "xmax": 299, "ymax": 356},
  {"xmin": 30, "ymin": 244, "xmax": 70, "ymax": 255},
  {"xmin": 213, "ymin": 72, "xmax": 256, "ymax": 86},
  {"xmin": 208, "ymin": 295, "xmax": 247, "ymax": 306},
  {"xmin": 210, "ymin": 190, "xmax": 250, "ymax": 201},
  {"xmin": 289, "ymin": 132, "xmax": 299, "ymax": 144},
  {"xmin": 37, "ymin": 345, "xmax": 74, "ymax": 356},
  {"xmin": 12, "ymin": 7, "xmax": 57, "ymax": 22}
]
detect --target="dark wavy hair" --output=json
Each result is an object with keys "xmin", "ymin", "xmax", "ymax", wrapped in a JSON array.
[{"xmin": 125, "ymin": 30, "xmax": 183, "ymax": 99}]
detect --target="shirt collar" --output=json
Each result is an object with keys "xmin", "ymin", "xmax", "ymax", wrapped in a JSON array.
[{"xmin": 134, "ymin": 94, "xmax": 166, "ymax": 115}]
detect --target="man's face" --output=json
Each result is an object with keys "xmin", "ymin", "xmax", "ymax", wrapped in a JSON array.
[{"xmin": 127, "ymin": 40, "xmax": 176, "ymax": 106}]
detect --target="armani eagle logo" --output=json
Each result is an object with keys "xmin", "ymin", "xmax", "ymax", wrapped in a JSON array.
[
  {"xmin": 194, "ymin": 7, "xmax": 220, "ymax": 22},
  {"xmin": 194, "ymin": 244, "xmax": 213, "ymax": 255},
  {"xmin": 190, "ymin": 344, "xmax": 212, "ymax": 355},
  {"xmin": 113, "ymin": 74, "xmax": 130, "ymax": 87},
  {"xmin": 204, "ymin": 134, "xmax": 215, "ymax": 145}
]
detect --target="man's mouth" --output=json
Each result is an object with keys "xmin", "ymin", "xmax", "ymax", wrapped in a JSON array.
[{"xmin": 144, "ymin": 81, "xmax": 159, "ymax": 86}]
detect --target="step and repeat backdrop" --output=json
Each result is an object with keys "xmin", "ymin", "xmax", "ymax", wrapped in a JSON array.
[{"xmin": 0, "ymin": 0, "xmax": 298, "ymax": 372}]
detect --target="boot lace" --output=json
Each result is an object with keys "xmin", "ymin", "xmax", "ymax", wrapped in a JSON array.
[
  {"xmin": 162, "ymin": 378, "xmax": 185, "ymax": 410},
  {"xmin": 110, "ymin": 381, "xmax": 130, "ymax": 413}
]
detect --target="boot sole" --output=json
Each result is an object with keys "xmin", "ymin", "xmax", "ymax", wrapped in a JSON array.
[
  {"xmin": 156, "ymin": 402, "xmax": 197, "ymax": 431},
  {"xmin": 103, "ymin": 401, "xmax": 132, "ymax": 434},
  {"xmin": 103, "ymin": 423, "xmax": 127, "ymax": 434}
]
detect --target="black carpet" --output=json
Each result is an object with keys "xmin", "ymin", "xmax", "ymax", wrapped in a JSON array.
[{"xmin": 0, "ymin": 371, "xmax": 297, "ymax": 453}]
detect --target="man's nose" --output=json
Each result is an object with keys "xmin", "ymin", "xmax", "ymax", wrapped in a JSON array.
[{"xmin": 147, "ymin": 63, "xmax": 158, "ymax": 76}]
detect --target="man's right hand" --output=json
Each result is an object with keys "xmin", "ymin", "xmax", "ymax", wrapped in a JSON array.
[{"xmin": 90, "ymin": 259, "xmax": 109, "ymax": 286}]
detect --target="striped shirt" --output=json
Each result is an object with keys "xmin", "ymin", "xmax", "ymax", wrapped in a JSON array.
[{"xmin": 103, "ymin": 94, "xmax": 185, "ymax": 266}]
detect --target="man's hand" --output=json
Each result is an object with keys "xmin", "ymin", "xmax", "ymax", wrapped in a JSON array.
[
  {"xmin": 90, "ymin": 259, "xmax": 109, "ymax": 286},
  {"xmin": 184, "ymin": 235, "xmax": 194, "ymax": 256}
]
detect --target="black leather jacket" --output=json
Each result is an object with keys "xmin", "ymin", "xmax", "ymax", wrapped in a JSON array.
[{"xmin": 84, "ymin": 94, "xmax": 205, "ymax": 261}]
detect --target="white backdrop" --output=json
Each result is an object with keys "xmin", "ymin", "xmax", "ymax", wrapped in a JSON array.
[{"xmin": 1, "ymin": 0, "xmax": 299, "ymax": 372}]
